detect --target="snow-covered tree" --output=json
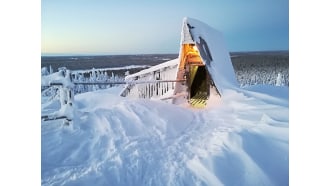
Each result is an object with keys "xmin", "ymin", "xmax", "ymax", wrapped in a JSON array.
[
  {"xmin": 49, "ymin": 65, "xmax": 53, "ymax": 74},
  {"xmin": 276, "ymin": 73, "xmax": 283, "ymax": 86},
  {"xmin": 41, "ymin": 67, "xmax": 49, "ymax": 76}
]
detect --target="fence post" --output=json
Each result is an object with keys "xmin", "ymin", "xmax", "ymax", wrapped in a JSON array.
[
  {"xmin": 63, "ymin": 69, "xmax": 74, "ymax": 125},
  {"xmin": 56, "ymin": 68, "xmax": 74, "ymax": 125}
]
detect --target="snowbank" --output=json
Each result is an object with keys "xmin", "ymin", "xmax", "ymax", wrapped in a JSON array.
[{"xmin": 42, "ymin": 85, "xmax": 288, "ymax": 186}]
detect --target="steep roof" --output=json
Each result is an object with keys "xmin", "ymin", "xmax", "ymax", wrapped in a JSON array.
[{"xmin": 182, "ymin": 17, "xmax": 238, "ymax": 94}]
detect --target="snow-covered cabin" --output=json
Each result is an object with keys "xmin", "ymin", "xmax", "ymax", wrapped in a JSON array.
[{"xmin": 121, "ymin": 17, "xmax": 238, "ymax": 108}]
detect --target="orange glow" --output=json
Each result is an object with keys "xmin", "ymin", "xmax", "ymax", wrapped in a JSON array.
[{"xmin": 175, "ymin": 44, "xmax": 204, "ymax": 82}]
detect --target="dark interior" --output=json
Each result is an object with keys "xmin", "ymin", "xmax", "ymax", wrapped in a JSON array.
[{"xmin": 190, "ymin": 66, "xmax": 208, "ymax": 98}]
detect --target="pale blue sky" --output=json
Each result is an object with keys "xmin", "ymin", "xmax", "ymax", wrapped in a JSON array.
[{"xmin": 41, "ymin": 0, "xmax": 288, "ymax": 55}]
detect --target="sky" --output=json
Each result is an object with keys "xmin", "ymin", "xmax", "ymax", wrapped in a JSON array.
[
  {"xmin": 40, "ymin": 18, "xmax": 290, "ymax": 184},
  {"xmin": 4, "ymin": 1, "xmax": 330, "ymax": 185},
  {"xmin": 41, "ymin": 0, "xmax": 289, "ymax": 55}
]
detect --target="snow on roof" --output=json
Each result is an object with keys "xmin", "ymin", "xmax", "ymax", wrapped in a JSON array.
[
  {"xmin": 125, "ymin": 58, "xmax": 179, "ymax": 79},
  {"xmin": 41, "ymin": 17, "xmax": 288, "ymax": 185},
  {"xmin": 184, "ymin": 17, "xmax": 239, "ymax": 93},
  {"xmin": 181, "ymin": 19, "xmax": 194, "ymax": 44}
]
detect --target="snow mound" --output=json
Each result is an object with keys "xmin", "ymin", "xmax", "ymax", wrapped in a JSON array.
[{"xmin": 42, "ymin": 86, "xmax": 288, "ymax": 186}]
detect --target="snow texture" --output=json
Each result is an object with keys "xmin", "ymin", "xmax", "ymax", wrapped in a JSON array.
[
  {"xmin": 42, "ymin": 85, "xmax": 288, "ymax": 186},
  {"xmin": 41, "ymin": 17, "xmax": 288, "ymax": 186}
]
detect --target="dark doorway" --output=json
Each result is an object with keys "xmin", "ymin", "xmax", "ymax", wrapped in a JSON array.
[{"xmin": 189, "ymin": 65, "xmax": 208, "ymax": 98}]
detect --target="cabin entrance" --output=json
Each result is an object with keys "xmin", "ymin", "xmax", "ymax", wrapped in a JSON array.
[
  {"xmin": 173, "ymin": 43, "xmax": 211, "ymax": 107},
  {"xmin": 187, "ymin": 65, "xmax": 209, "ymax": 107}
]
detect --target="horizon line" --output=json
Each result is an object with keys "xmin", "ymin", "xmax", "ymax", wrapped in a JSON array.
[{"xmin": 41, "ymin": 49, "xmax": 289, "ymax": 57}]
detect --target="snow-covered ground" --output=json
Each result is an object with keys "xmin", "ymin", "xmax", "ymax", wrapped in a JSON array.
[
  {"xmin": 41, "ymin": 84, "xmax": 288, "ymax": 186},
  {"xmin": 41, "ymin": 17, "xmax": 288, "ymax": 185}
]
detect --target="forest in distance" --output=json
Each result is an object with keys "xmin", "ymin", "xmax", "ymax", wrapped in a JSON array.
[
  {"xmin": 41, "ymin": 50, "xmax": 289, "ymax": 88},
  {"xmin": 41, "ymin": 50, "xmax": 288, "ymax": 72}
]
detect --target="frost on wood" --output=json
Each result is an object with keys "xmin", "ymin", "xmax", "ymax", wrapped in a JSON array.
[
  {"xmin": 42, "ymin": 67, "xmax": 74, "ymax": 124},
  {"xmin": 121, "ymin": 58, "xmax": 179, "ymax": 99}
]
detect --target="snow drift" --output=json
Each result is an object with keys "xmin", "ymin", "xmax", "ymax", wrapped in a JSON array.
[
  {"xmin": 41, "ymin": 17, "xmax": 288, "ymax": 186},
  {"xmin": 42, "ymin": 85, "xmax": 288, "ymax": 186}
]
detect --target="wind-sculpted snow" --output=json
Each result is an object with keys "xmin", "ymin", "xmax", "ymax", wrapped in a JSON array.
[{"xmin": 42, "ymin": 87, "xmax": 288, "ymax": 186}]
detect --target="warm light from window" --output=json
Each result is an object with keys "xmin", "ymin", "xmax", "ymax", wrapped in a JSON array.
[{"xmin": 193, "ymin": 45, "xmax": 198, "ymax": 51}]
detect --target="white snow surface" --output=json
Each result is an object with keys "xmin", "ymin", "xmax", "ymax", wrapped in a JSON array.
[{"xmin": 42, "ymin": 85, "xmax": 288, "ymax": 186}]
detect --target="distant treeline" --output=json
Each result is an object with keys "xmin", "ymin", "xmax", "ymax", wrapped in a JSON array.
[
  {"xmin": 231, "ymin": 51, "xmax": 289, "ymax": 86},
  {"xmin": 41, "ymin": 54, "xmax": 178, "ymax": 71},
  {"xmin": 41, "ymin": 51, "xmax": 289, "ymax": 88}
]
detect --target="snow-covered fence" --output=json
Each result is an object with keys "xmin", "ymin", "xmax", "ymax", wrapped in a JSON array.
[
  {"xmin": 41, "ymin": 67, "xmax": 74, "ymax": 125},
  {"xmin": 42, "ymin": 67, "xmax": 126, "ymax": 95},
  {"xmin": 71, "ymin": 68, "xmax": 125, "ymax": 94},
  {"xmin": 121, "ymin": 59, "xmax": 179, "ymax": 99}
]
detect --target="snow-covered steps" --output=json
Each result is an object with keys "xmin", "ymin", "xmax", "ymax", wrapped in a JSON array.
[{"xmin": 189, "ymin": 94, "xmax": 207, "ymax": 108}]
